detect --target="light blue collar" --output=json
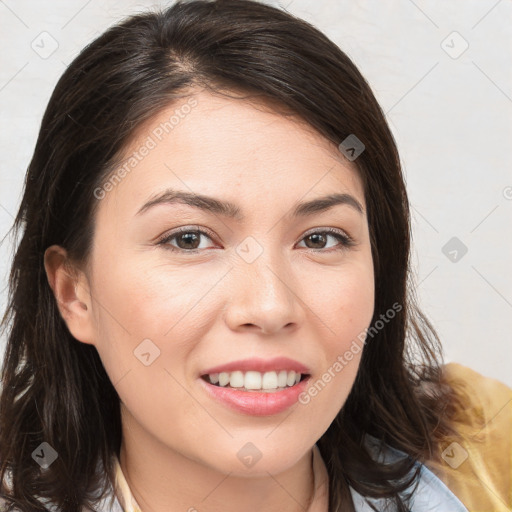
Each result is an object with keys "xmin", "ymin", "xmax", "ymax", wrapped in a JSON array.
[{"xmin": 350, "ymin": 435, "xmax": 469, "ymax": 511}]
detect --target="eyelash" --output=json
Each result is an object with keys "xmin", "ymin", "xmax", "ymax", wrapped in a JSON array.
[{"xmin": 155, "ymin": 226, "xmax": 355, "ymax": 254}]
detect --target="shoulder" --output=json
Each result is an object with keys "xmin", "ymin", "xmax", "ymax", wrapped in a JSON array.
[
  {"xmin": 426, "ymin": 362, "xmax": 512, "ymax": 512},
  {"xmin": 442, "ymin": 362, "xmax": 511, "ymax": 411}
]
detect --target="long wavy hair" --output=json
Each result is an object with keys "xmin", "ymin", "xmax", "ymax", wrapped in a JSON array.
[{"xmin": 0, "ymin": 1, "xmax": 459, "ymax": 510}]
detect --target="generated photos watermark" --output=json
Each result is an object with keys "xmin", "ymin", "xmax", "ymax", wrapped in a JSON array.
[
  {"xmin": 93, "ymin": 97, "xmax": 198, "ymax": 200},
  {"xmin": 298, "ymin": 301, "xmax": 402, "ymax": 404}
]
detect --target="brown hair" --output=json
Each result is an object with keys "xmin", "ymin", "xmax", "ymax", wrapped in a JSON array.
[{"xmin": 0, "ymin": 1, "xmax": 458, "ymax": 510}]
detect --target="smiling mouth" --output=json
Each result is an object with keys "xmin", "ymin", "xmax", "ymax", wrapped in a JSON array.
[{"xmin": 201, "ymin": 370, "xmax": 310, "ymax": 392}]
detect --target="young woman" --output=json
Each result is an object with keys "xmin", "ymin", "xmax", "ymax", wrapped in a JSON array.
[{"xmin": 0, "ymin": 1, "xmax": 510, "ymax": 511}]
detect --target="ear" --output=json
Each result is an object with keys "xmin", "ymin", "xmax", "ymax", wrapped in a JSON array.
[{"xmin": 43, "ymin": 244, "xmax": 96, "ymax": 346}]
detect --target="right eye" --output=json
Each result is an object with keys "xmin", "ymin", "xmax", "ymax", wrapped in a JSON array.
[{"xmin": 156, "ymin": 227, "xmax": 217, "ymax": 253}]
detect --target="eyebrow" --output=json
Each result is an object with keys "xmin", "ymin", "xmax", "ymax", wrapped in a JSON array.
[{"xmin": 135, "ymin": 189, "xmax": 364, "ymax": 219}]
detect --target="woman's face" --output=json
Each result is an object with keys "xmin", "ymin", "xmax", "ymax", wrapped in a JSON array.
[{"xmin": 75, "ymin": 89, "xmax": 374, "ymax": 476}]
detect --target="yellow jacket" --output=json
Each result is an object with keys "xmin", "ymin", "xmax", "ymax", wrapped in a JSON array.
[{"xmin": 426, "ymin": 363, "xmax": 512, "ymax": 511}]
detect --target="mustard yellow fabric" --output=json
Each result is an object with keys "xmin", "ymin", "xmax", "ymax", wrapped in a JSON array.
[{"xmin": 426, "ymin": 363, "xmax": 512, "ymax": 512}]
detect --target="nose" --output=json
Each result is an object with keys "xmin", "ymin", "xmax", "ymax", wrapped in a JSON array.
[{"xmin": 223, "ymin": 247, "xmax": 303, "ymax": 335}]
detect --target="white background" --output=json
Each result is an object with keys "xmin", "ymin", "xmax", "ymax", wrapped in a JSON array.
[{"xmin": 1, "ymin": 0, "xmax": 511, "ymax": 386}]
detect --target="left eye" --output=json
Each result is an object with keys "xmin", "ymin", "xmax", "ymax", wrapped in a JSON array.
[
  {"xmin": 297, "ymin": 229, "xmax": 353, "ymax": 251},
  {"xmin": 157, "ymin": 228, "xmax": 354, "ymax": 253}
]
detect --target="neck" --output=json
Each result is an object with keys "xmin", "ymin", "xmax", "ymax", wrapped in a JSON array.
[{"xmin": 119, "ymin": 409, "xmax": 316, "ymax": 512}]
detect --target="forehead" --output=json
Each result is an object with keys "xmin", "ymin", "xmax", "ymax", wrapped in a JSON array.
[{"xmin": 98, "ymin": 89, "xmax": 365, "ymax": 219}]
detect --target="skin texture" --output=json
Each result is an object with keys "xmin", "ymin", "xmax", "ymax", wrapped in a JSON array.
[{"xmin": 44, "ymin": 89, "xmax": 375, "ymax": 512}]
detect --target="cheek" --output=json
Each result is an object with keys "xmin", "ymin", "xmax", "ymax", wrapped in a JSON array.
[
  {"xmin": 297, "ymin": 260, "xmax": 374, "ymax": 419},
  {"xmin": 92, "ymin": 253, "xmax": 212, "ymax": 334},
  {"xmin": 331, "ymin": 267, "xmax": 374, "ymax": 378},
  {"xmin": 305, "ymin": 258, "xmax": 375, "ymax": 345},
  {"xmin": 89, "ymin": 258, "xmax": 206, "ymax": 426},
  {"xmin": 88, "ymin": 255, "xmax": 227, "ymax": 386}
]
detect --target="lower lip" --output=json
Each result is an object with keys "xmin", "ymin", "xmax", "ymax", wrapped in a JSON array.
[{"xmin": 199, "ymin": 376, "xmax": 311, "ymax": 416}]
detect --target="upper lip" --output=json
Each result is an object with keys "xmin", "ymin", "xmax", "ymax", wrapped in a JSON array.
[{"xmin": 200, "ymin": 357, "xmax": 311, "ymax": 376}]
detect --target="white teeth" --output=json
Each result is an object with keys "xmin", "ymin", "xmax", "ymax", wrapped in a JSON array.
[
  {"xmin": 261, "ymin": 371, "xmax": 278, "ymax": 390},
  {"xmin": 218, "ymin": 372, "xmax": 230, "ymax": 387},
  {"xmin": 277, "ymin": 370, "xmax": 288, "ymax": 387},
  {"xmin": 244, "ymin": 371, "xmax": 262, "ymax": 389},
  {"xmin": 206, "ymin": 370, "xmax": 305, "ymax": 390},
  {"xmin": 230, "ymin": 371, "xmax": 244, "ymax": 388}
]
